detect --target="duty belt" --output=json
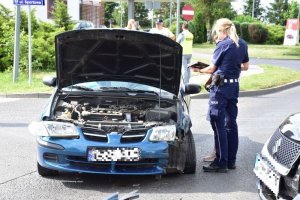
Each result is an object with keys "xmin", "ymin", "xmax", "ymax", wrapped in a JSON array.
[{"xmin": 224, "ymin": 78, "xmax": 239, "ymax": 83}]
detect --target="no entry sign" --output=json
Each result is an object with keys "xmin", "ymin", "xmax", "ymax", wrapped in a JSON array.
[{"xmin": 182, "ymin": 5, "xmax": 194, "ymax": 21}]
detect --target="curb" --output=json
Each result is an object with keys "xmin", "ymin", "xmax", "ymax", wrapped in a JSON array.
[
  {"xmin": 1, "ymin": 80, "xmax": 300, "ymax": 99},
  {"xmin": 0, "ymin": 93, "xmax": 51, "ymax": 98},
  {"xmin": 191, "ymin": 80, "xmax": 300, "ymax": 99}
]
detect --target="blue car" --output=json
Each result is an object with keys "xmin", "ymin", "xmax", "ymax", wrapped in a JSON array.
[{"xmin": 29, "ymin": 29, "xmax": 200, "ymax": 177}]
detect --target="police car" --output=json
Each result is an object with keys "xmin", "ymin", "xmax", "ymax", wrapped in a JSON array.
[
  {"xmin": 28, "ymin": 29, "xmax": 200, "ymax": 177},
  {"xmin": 254, "ymin": 112, "xmax": 300, "ymax": 199}
]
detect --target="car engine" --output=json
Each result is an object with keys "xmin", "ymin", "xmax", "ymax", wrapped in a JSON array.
[{"xmin": 53, "ymin": 96, "xmax": 178, "ymax": 133}]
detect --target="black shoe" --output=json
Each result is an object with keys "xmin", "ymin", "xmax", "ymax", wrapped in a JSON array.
[
  {"xmin": 203, "ymin": 163, "xmax": 228, "ymax": 173},
  {"xmin": 228, "ymin": 163, "xmax": 236, "ymax": 170}
]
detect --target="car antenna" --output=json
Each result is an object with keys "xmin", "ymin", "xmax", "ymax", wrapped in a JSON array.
[{"xmin": 158, "ymin": 40, "xmax": 162, "ymax": 121}]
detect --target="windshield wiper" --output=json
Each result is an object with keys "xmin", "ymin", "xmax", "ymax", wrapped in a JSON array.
[
  {"xmin": 69, "ymin": 85, "xmax": 94, "ymax": 91},
  {"xmin": 98, "ymin": 87, "xmax": 159, "ymax": 96},
  {"xmin": 98, "ymin": 87, "xmax": 130, "ymax": 91}
]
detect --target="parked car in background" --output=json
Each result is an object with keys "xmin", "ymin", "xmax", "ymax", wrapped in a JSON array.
[
  {"xmin": 73, "ymin": 20, "xmax": 94, "ymax": 30},
  {"xmin": 29, "ymin": 29, "xmax": 200, "ymax": 177},
  {"xmin": 254, "ymin": 112, "xmax": 300, "ymax": 200}
]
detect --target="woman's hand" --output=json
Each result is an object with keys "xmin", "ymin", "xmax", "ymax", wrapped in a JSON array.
[{"xmin": 191, "ymin": 67, "xmax": 201, "ymax": 72}]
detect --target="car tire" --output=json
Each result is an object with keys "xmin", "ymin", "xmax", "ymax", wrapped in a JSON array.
[
  {"xmin": 183, "ymin": 130, "xmax": 196, "ymax": 174},
  {"xmin": 37, "ymin": 162, "xmax": 58, "ymax": 177}
]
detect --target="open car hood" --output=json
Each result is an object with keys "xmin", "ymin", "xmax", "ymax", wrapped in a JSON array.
[{"xmin": 55, "ymin": 29, "xmax": 182, "ymax": 94}]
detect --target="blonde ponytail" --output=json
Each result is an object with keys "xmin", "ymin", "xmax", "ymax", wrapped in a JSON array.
[
  {"xmin": 214, "ymin": 18, "xmax": 240, "ymax": 47},
  {"xmin": 229, "ymin": 24, "xmax": 239, "ymax": 47}
]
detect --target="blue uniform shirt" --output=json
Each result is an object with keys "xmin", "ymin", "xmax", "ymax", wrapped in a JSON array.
[{"xmin": 212, "ymin": 37, "xmax": 249, "ymax": 79}]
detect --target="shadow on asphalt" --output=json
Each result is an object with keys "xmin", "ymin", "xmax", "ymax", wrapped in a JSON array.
[{"xmin": 41, "ymin": 134, "xmax": 263, "ymax": 195}]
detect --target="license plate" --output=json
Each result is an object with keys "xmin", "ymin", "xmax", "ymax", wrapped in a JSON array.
[
  {"xmin": 253, "ymin": 154, "xmax": 281, "ymax": 195},
  {"xmin": 87, "ymin": 147, "xmax": 140, "ymax": 162}
]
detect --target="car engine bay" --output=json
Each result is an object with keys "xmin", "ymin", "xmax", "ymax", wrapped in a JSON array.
[{"xmin": 52, "ymin": 95, "xmax": 178, "ymax": 133}]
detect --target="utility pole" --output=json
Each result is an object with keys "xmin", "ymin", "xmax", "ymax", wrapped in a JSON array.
[
  {"xmin": 28, "ymin": 5, "xmax": 32, "ymax": 86},
  {"xmin": 169, "ymin": 0, "xmax": 172, "ymax": 29},
  {"xmin": 13, "ymin": 5, "xmax": 21, "ymax": 83},
  {"xmin": 298, "ymin": 0, "xmax": 300, "ymax": 19},
  {"xmin": 252, "ymin": 0, "xmax": 255, "ymax": 18},
  {"xmin": 176, "ymin": 0, "xmax": 180, "ymax": 37}
]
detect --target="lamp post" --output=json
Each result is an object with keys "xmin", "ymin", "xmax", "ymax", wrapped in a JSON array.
[
  {"xmin": 298, "ymin": 0, "xmax": 300, "ymax": 20},
  {"xmin": 252, "ymin": 0, "xmax": 255, "ymax": 18}
]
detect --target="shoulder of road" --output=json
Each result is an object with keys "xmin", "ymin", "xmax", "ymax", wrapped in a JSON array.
[{"xmin": 1, "ymin": 65, "xmax": 300, "ymax": 99}]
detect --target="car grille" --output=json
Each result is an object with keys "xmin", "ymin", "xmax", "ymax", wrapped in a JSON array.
[
  {"xmin": 81, "ymin": 127, "xmax": 108, "ymax": 142},
  {"xmin": 267, "ymin": 129, "xmax": 300, "ymax": 169},
  {"xmin": 81, "ymin": 126, "xmax": 147, "ymax": 143},
  {"xmin": 120, "ymin": 129, "xmax": 148, "ymax": 143},
  {"xmin": 66, "ymin": 156, "xmax": 158, "ymax": 171}
]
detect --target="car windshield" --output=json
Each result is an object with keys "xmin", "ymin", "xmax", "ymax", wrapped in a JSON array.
[{"xmin": 62, "ymin": 81, "xmax": 174, "ymax": 98}]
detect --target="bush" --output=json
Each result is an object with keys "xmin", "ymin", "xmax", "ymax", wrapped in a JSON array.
[
  {"xmin": 32, "ymin": 22, "xmax": 64, "ymax": 71},
  {"xmin": 233, "ymin": 21, "xmax": 241, "ymax": 36},
  {"xmin": 0, "ymin": 4, "xmax": 68, "ymax": 73},
  {"xmin": 264, "ymin": 24, "xmax": 285, "ymax": 44},
  {"xmin": 0, "ymin": 5, "xmax": 14, "ymax": 72},
  {"xmin": 240, "ymin": 22, "xmax": 250, "ymax": 41},
  {"xmin": 248, "ymin": 23, "xmax": 268, "ymax": 44},
  {"xmin": 191, "ymin": 11, "xmax": 206, "ymax": 43},
  {"xmin": 169, "ymin": 18, "xmax": 184, "ymax": 35},
  {"xmin": 233, "ymin": 15, "xmax": 260, "ymax": 23}
]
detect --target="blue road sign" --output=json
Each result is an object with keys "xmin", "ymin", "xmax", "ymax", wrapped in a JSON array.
[{"xmin": 13, "ymin": 0, "xmax": 45, "ymax": 6}]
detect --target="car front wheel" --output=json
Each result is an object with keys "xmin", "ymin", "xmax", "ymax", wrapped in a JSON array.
[
  {"xmin": 37, "ymin": 162, "xmax": 58, "ymax": 177},
  {"xmin": 183, "ymin": 130, "xmax": 196, "ymax": 174}
]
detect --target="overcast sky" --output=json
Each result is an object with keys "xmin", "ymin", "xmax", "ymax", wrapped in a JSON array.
[{"xmin": 231, "ymin": 0, "xmax": 273, "ymax": 14}]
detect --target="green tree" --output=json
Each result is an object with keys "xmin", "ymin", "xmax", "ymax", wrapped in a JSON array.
[
  {"xmin": 0, "ymin": 5, "xmax": 14, "ymax": 72},
  {"xmin": 104, "ymin": 2, "xmax": 118, "ymax": 27},
  {"xmin": 32, "ymin": 22, "xmax": 64, "ymax": 70},
  {"xmin": 191, "ymin": 10, "xmax": 207, "ymax": 43},
  {"xmin": 266, "ymin": 0, "xmax": 289, "ymax": 25},
  {"xmin": 53, "ymin": 0, "xmax": 73, "ymax": 31},
  {"xmin": 283, "ymin": 0, "xmax": 299, "ymax": 19},
  {"xmin": 191, "ymin": 0, "xmax": 236, "ymax": 42},
  {"xmin": 20, "ymin": 9, "xmax": 39, "ymax": 34},
  {"xmin": 111, "ymin": 2, "xmax": 150, "ymax": 28},
  {"xmin": 243, "ymin": 0, "xmax": 265, "ymax": 20},
  {"xmin": 154, "ymin": 2, "xmax": 181, "ymax": 22},
  {"xmin": 134, "ymin": 3, "xmax": 150, "ymax": 28},
  {"xmin": 112, "ymin": 2, "xmax": 127, "ymax": 27},
  {"xmin": 233, "ymin": 15, "xmax": 261, "ymax": 23}
]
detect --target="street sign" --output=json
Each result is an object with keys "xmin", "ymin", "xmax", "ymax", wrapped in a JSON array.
[
  {"xmin": 283, "ymin": 19, "xmax": 299, "ymax": 46},
  {"xmin": 182, "ymin": 4, "xmax": 194, "ymax": 21},
  {"xmin": 13, "ymin": 0, "xmax": 45, "ymax": 6}
]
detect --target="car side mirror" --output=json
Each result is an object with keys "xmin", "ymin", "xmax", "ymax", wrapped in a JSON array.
[
  {"xmin": 43, "ymin": 76, "xmax": 57, "ymax": 87},
  {"xmin": 185, "ymin": 84, "xmax": 201, "ymax": 94}
]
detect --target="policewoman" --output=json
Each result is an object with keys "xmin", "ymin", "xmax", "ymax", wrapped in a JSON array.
[
  {"xmin": 193, "ymin": 18, "xmax": 249, "ymax": 172},
  {"xmin": 177, "ymin": 22, "xmax": 194, "ymax": 84}
]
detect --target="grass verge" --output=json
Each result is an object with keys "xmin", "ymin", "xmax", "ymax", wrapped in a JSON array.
[
  {"xmin": 193, "ymin": 44, "xmax": 300, "ymax": 59},
  {"xmin": 0, "ymin": 70, "xmax": 55, "ymax": 93},
  {"xmin": 192, "ymin": 65, "xmax": 300, "ymax": 93},
  {"xmin": 240, "ymin": 65, "xmax": 300, "ymax": 91}
]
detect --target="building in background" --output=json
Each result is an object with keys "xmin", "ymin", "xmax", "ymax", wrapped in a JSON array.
[{"xmin": 0, "ymin": 0, "xmax": 105, "ymax": 27}]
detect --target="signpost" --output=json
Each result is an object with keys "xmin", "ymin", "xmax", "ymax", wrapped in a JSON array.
[
  {"xmin": 182, "ymin": 4, "xmax": 194, "ymax": 21},
  {"xmin": 283, "ymin": 19, "xmax": 299, "ymax": 46},
  {"xmin": 13, "ymin": 0, "xmax": 45, "ymax": 85}
]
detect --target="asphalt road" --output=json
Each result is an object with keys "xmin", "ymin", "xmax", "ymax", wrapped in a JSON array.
[{"xmin": 1, "ymin": 85, "xmax": 300, "ymax": 200}]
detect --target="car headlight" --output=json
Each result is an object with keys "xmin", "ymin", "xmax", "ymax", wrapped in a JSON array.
[
  {"xmin": 28, "ymin": 121, "xmax": 79, "ymax": 138},
  {"xmin": 149, "ymin": 125, "xmax": 176, "ymax": 141}
]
